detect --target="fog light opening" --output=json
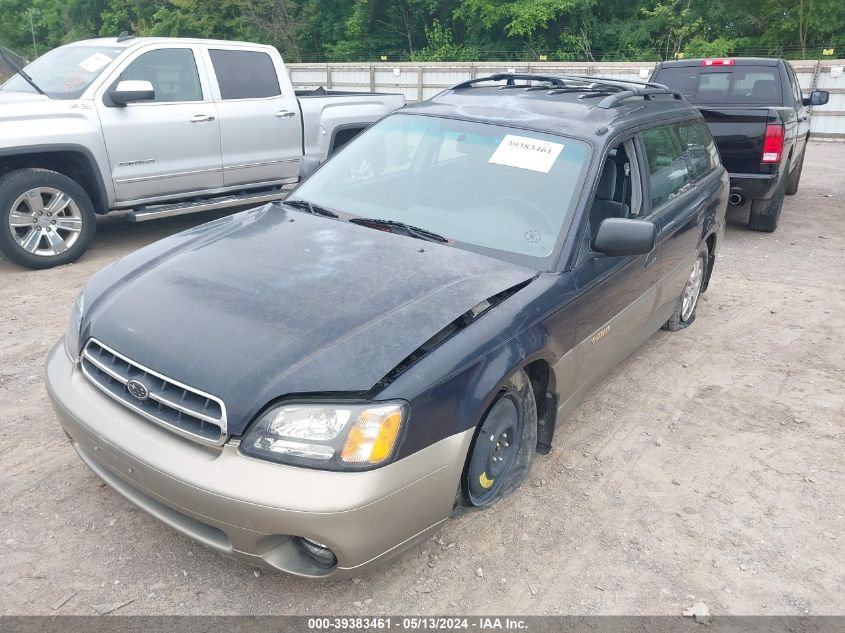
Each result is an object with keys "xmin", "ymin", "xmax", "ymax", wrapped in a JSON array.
[{"xmin": 294, "ymin": 536, "xmax": 337, "ymax": 567}]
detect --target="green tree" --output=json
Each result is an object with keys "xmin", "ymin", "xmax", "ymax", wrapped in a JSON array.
[
  {"xmin": 761, "ymin": 0, "xmax": 845, "ymax": 57},
  {"xmin": 0, "ymin": 0, "xmax": 842, "ymax": 63},
  {"xmin": 641, "ymin": 0, "xmax": 703, "ymax": 59}
]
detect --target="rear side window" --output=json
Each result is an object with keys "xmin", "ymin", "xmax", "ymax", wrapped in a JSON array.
[
  {"xmin": 640, "ymin": 125, "xmax": 691, "ymax": 209},
  {"xmin": 209, "ymin": 50, "xmax": 281, "ymax": 100},
  {"xmin": 655, "ymin": 66, "xmax": 782, "ymax": 105},
  {"xmin": 674, "ymin": 118, "xmax": 720, "ymax": 180},
  {"xmin": 785, "ymin": 63, "xmax": 803, "ymax": 104}
]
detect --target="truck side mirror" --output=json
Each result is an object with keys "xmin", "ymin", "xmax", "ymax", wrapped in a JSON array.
[
  {"xmin": 110, "ymin": 80, "xmax": 155, "ymax": 106},
  {"xmin": 593, "ymin": 217, "xmax": 656, "ymax": 257},
  {"xmin": 299, "ymin": 156, "xmax": 321, "ymax": 181},
  {"xmin": 803, "ymin": 90, "xmax": 829, "ymax": 107}
]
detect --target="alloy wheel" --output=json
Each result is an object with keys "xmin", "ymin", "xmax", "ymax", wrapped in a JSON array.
[
  {"xmin": 681, "ymin": 255, "xmax": 705, "ymax": 322},
  {"xmin": 8, "ymin": 187, "xmax": 84, "ymax": 257}
]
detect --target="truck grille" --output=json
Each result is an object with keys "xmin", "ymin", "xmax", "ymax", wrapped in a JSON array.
[{"xmin": 80, "ymin": 338, "xmax": 227, "ymax": 445}]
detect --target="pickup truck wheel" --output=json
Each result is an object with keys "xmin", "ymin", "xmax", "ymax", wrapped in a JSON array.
[
  {"xmin": 463, "ymin": 370, "xmax": 538, "ymax": 508},
  {"xmin": 664, "ymin": 249, "xmax": 707, "ymax": 332},
  {"xmin": 748, "ymin": 172, "xmax": 787, "ymax": 233},
  {"xmin": 785, "ymin": 150, "xmax": 805, "ymax": 196},
  {"xmin": 0, "ymin": 169, "xmax": 95, "ymax": 269}
]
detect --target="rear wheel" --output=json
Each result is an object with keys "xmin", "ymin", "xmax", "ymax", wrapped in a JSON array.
[
  {"xmin": 664, "ymin": 249, "xmax": 708, "ymax": 332},
  {"xmin": 463, "ymin": 370, "xmax": 537, "ymax": 508},
  {"xmin": 748, "ymin": 171, "xmax": 787, "ymax": 233},
  {"xmin": 0, "ymin": 168, "xmax": 95, "ymax": 269},
  {"xmin": 785, "ymin": 150, "xmax": 805, "ymax": 195}
]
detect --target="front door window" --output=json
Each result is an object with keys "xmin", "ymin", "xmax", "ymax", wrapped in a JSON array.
[{"xmin": 118, "ymin": 48, "xmax": 203, "ymax": 103}]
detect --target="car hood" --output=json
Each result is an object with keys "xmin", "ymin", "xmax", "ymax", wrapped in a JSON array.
[
  {"xmin": 0, "ymin": 90, "xmax": 53, "ymax": 112},
  {"xmin": 0, "ymin": 90, "xmax": 49, "ymax": 104},
  {"xmin": 84, "ymin": 205, "xmax": 536, "ymax": 435},
  {"xmin": 0, "ymin": 92, "xmax": 92, "ymax": 132}
]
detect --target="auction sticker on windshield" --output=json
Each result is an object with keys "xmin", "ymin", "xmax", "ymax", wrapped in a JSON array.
[
  {"xmin": 78, "ymin": 52, "xmax": 113, "ymax": 73},
  {"xmin": 488, "ymin": 134, "xmax": 564, "ymax": 173}
]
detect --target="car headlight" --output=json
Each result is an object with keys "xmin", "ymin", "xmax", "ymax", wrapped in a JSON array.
[
  {"xmin": 64, "ymin": 290, "xmax": 85, "ymax": 361},
  {"xmin": 240, "ymin": 402, "xmax": 407, "ymax": 469}
]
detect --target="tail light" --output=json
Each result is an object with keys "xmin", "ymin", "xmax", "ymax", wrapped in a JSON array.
[
  {"xmin": 761, "ymin": 124, "xmax": 785, "ymax": 163},
  {"xmin": 701, "ymin": 58, "xmax": 735, "ymax": 66}
]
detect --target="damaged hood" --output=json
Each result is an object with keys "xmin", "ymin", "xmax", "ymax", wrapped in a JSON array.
[{"xmin": 84, "ymin": 205, "xmax": 536, "ymax": 435}]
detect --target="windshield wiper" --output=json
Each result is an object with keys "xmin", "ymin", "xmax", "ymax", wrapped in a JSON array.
[
  {"xmin": 0, "ymin": 47, "xmax": 45, "ymax": 96},
  {"xmin": 349, "ymin": 217, "xmax": 448, "ymax": 243},
  {"xmin": 281, "ymin": 199, "xmax": 338, "ymax": 218}
]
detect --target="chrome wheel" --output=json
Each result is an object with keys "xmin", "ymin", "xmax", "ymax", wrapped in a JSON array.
[
  {"xmin": 8, "ymin": 187, "xmax": 83, "ymax": 257},
  {"xmin": 680, "ymin": 255, "xmax": 705, "ymax": 322}
]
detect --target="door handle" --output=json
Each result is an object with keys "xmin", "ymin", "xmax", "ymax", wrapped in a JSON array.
[
  {"xmin": 275, "ymin": 110, "xmax": 296, "ymax": 118},
  {"xmin": 189, "ymin": 114, "xmax": 215, "ymax": 123}
]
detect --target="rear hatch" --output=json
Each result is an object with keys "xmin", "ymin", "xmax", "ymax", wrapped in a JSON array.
[{"xmin": 652, "ymin": 60, "xmax": 782, "ymax": 173}]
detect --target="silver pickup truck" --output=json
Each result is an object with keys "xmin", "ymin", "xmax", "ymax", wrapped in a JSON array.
[{"xmin": 0, "ymin": 36, "xmax": 405, "ymax": 269}]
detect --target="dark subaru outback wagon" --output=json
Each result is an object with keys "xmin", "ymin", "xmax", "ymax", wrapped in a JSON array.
[{"xmin": 47, "ymin": 73, "xmax": 728, "ymax": 578}]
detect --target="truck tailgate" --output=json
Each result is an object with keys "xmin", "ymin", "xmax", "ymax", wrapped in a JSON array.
[{"xmin": 696, "ymin": 107, "xmax": 773, "ymax": 174}]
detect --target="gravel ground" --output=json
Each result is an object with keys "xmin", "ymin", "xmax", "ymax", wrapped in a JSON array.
[{"xmin": 0, "ymin": 143, "xmax": 843, "ymax": 616}]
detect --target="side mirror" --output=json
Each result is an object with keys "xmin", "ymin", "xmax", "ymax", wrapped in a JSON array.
[
  {"xmin": 299, "ymin": 155, "xmax": 321, "ymax": 181},
  {"xmin": 802, "ymin": 90, "xmax": 829, "ymax": 107},
  {"xmin": 593, "ymin": 217, "xmax": 656, "ymax": 257},
  {"xmin": 110, "ymin": 80, "xmax": 155, "ymax": 106}
]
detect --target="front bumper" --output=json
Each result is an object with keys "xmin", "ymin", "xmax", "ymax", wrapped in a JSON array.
[{"xmin": 46, "ymin": 342, "xmax": 473, "ymax": 579}]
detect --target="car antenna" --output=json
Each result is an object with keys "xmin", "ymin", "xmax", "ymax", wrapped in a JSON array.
[{"xmin": 116, "ymin": 31, "xmax": 134, "ymax": 43}]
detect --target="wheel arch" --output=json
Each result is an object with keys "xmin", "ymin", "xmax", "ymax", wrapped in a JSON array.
[
  {"xmin": 452, "ymin": 347, "xmax": 556, "ymax": 512},
  {"xmin": 0, "ymin": 145, "xmax": 108, "ymax": 213},
  {"xmin": 328, "ymin": 124, "xmax": 368, "ymax": 156},
  {"xmin": 701, "ymin": 231, "xmax": 718, "ymax": 293},
  {"xmin": 459, "ymin": 342, "xmax": 559, "ymax": 457}
]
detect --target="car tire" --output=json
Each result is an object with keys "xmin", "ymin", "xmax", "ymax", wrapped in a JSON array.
[
  {"xmin": 664, "ymin": 248, "xmax": 708, "ymax": 332},
  {"xmin": 461, "ymin": 369, "xmax": 538, "ymax": 509},
  {"xmin": 785, "ymin": 149, "xmax": 805, "ymax": 196},
  {"xmin": 0, "ymin": 168, "xmax": 96, "ymax": 270},
  {"xmin": 748, "ymin": 171, "xmax": 787, "ymax": 233}
]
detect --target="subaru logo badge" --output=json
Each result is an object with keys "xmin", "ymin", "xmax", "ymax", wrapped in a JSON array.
[{"xmin": 126, "ymin": 379, "xmax": 149, "ymax": 401}]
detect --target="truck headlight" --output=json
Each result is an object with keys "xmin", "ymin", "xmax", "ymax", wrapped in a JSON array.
[
  {"xmin": 64, "ymin": 290, "xmax": 85, "ymax": 361},
  {"xmin": 241, "ymin": 402, "xmax": 406, "ymax": 469}
]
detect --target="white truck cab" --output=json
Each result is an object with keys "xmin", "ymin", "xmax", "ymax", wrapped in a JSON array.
[{"xmin": 0, "ymin": 36, "xmax": 405, "ymax": 268}]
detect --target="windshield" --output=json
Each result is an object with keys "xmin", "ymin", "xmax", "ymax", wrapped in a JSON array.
[
  {"xmin": 293, "ymin": 114, "xmax": 590, "ymax": 268},
  {"xmin": 1, "ymin": 45, "xmax": 123, "ymax": 99},
  {"xmin": 654, "ymin": 66, "xmax": 783, "ymax": 105}
]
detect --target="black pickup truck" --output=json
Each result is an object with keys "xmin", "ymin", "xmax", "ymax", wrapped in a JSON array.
[{"xmin": 651, "ymin": 58, "xmax": 829, "ymax": 232}]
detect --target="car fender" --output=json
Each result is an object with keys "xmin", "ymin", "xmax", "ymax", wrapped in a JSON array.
[
  {"xmin": 0, "ymin": 142, "xmax": 114, "ymax": 211},
  {"xmin": 383, "ymin": 273, "xmax": 576, "ymax": 461}
]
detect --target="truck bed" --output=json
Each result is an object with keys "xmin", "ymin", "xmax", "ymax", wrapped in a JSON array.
[
  {"xmin": 295, "ymin": 89, "xmax": 406, "ymax": 159},
  {"xmin": 295, "ymin": 87, "xmax": 403, "ymax": 98}
]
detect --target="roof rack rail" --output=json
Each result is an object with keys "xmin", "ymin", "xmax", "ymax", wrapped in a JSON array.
[
  {"xmin": 595, "ymin": 88, "xmax": 683, "ymax": 108},
  {"xmin": 449, "ymin": 73, "xmax": 684, "ymax": 109},
  {"xmin": 554, "ymin": 74, "xmax": 672, "ymax": 91},
  {"xmin": 451, "ymin": 74, "xmax": 568, "ymax": 90},
  {"xmin": 549, "ymin": 75, "xmax": 683, "ymax": 108}
]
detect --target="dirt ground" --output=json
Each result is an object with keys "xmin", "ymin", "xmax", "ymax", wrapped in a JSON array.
[{"xmin": 0, "ymin": 143, "xmax": 843, "ymax": 616}]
